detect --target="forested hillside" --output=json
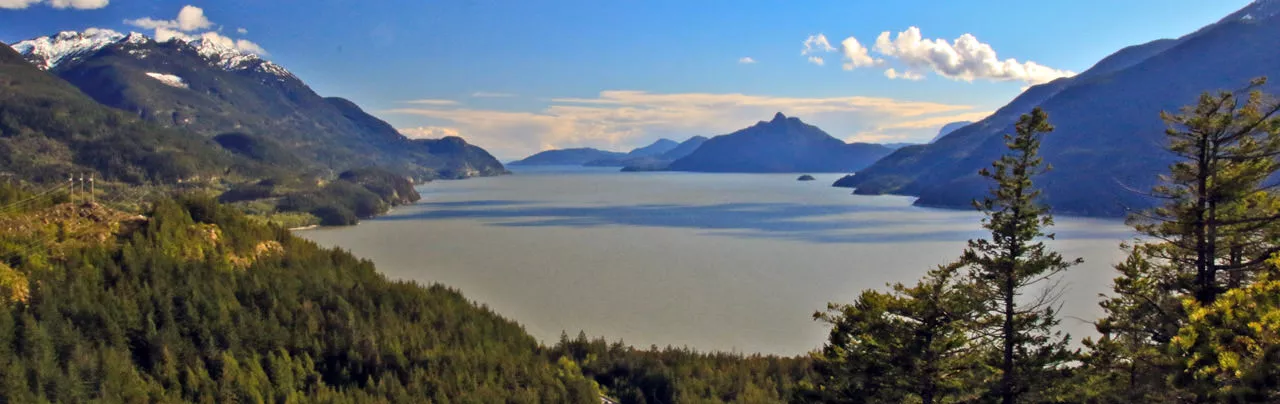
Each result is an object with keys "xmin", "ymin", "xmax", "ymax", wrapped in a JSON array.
[{"xmin": 0, "ymin": 185, "xmax": 814, "ymax": 403}]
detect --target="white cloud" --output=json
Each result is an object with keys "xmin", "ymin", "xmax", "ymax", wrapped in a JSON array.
[
  {"xmin": 1, "ymin": 0, "xmax": 104, "ymax": 9},
  {"xmin": 738, "ymin": 56, "xmax": 756, "ymax": 64},
  {"xmin": 125, "ymin": 17, "xmax": 177, "ymax": 30},
  {"xmin": 471, "ymin": 91, "xmax": 517, "ymax": 98},
  {"xmin": 386, "ymin": 90, "xmax": 982, "ymax": 159},
  {"xmin": 197, "ymin": 31, "xmax": 268, "ymax": 56},
  {"xmin": 126, "ymin": 6, "xmax": 267, "ymax": 56},
  {"xmin": 175, "ymin": 5, "xmax": 213, "ymax": 31},
  {"xmin": 839, "ymin": 37, "xmax": 883, "ymax": 70},
  {"xmin": 126, "ymin": 6, "xmax": 210, "ymax": 32},
  {"xmin": 0, "ymin": 0, "xmax": 41, "ymax": 8},
  {"xmin": 802, "ymin": 34, "xmax": 836, "ymax": 56},
  {"xmin": 399, "ymin": 126, "xmax": 462, "ymax": 139},
  {"xmin": 884, "ymin": 68, "xmax": 923, "ymax": 81},
  {"xmin": 154, "ymin": 27, "xmax": 194, "ymax": 42},
  {"xmin": 870, "ymin": 27, "xmax": 1074, "ymax": 85},
  {"xmin": 237, "ymin": 27, "xmax": 248, "ymax": 34},
  {"xmin": 805, "ymin": 27, "xmax": 1075, "ymax": 85},
  {"xmin": 49, "ymin": 0, "xmax": 105, "ymax": 9}
]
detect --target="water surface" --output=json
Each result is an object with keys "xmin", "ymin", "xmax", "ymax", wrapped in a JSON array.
[{"xmin": 299, "ymin": 167, "xmax": 1134, "ymax": 355}]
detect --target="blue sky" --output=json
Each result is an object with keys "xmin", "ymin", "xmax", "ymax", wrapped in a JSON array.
[{"xmin": 1, "ymin": 0, "xmax": 1254, "ymax": 159}]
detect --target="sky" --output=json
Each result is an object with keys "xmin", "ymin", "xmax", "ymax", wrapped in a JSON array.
[{"xmin": 0, "ymin": 0, "xmax": 1255, "ymax": 160}]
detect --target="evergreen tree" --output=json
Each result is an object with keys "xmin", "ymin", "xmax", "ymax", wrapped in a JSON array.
[
  {"xmin": 962, "ymin": 107, "xmax": 1079, "ymax": 404},
  {"xmin": 1088, "ymin": 78, "xmax": 1280, "ymax": 402},
  {"xmin": 806, "ymin": 263, "xmax": 980, "ymax": 404}
]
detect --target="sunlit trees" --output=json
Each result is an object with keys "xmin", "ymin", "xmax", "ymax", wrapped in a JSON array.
[
  {"xmin": 1087, "ymin": 78, "xmax": 1280, "ymax": 401},
  {"xmin": 812, "ymin": 108, "xmax": 1077, "ymax": 404}
]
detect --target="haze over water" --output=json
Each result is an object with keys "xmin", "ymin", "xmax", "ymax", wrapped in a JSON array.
[{"xmin": 299, "ymin": 167, "xmax": 1135, "ymax": 355}]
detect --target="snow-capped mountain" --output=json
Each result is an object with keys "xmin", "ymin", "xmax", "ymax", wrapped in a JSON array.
[
  {"xmin": 10, "ymin": 29, "xmax": 123, "ymax": 70},
  {"xmin": 10, "ymin": 29, "xmax": 291, "ymax": 78},
  {"xmin": 3, "ymin": 28, "xmax": 506, "ymax": 181}
]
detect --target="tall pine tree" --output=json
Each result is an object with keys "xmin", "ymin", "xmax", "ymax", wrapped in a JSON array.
[{"xmin": 962, "ymin": 107, "xmax": 1079, "ymax": 404}]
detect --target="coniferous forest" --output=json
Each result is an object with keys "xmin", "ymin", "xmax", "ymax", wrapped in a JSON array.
[{"xmin": 3, "ymin": 79, "xmax": 1279, "ymax": 403}]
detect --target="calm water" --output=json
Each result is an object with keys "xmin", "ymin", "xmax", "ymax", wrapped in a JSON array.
[{"xmin": 298, "ymin": 167, "xmax": 1134, "ymax": 355}]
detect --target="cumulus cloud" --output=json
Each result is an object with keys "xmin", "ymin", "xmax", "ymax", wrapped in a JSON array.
[
  {"xmin": 870, "ymin": 27, "xmax": 1074, "ymax": 85},
  {"xmin": 738, "ymin": 57, "xmax": 756, "ymax": 64},
  {"xmin": 126, "ymin": 5, "xmax": 267, "ymax": 55},
  {"xmin": 840, "ymin": 37, "xmax": 882, "ymax": 70},
  {"xmin": 399, "ymin": 126, "xmax": 462, "ymax": 139},
  {"xmin": 386, "ymin": 90, "xmax": 982, "ymax": 159},
  {"xmin": 804, "ymin": 27, "xmax": 1075, "ymax": 85},
  {"xmin": 802, "ymin": 34, "xmax": 835, "ymax": 66},
  {"xmin": 175, "ymin": 5, "xmax": 212, "ymax": 31},
  {"xmin": 237, "ymin": 27, "xmax": 248, "ymax": 34},
  {"xmin": 1, "ymin": 0, "xmax": 104, "ymax": 9}
]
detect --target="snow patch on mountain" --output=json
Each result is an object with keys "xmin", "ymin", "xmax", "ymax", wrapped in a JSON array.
[
  {"xmin": 11, "ymin": 28, "xmax": 124, "ymax": 70},
  {"xmin": 144, "ymin": 72, "xmax": 188, "ymax": 89},
  {"xmin": 12, "ymin": 29, "xmax": 293, "ymax": 79},
  {"xmin": 1222, "ymin": 0, "xmax": 1280, "ymax": 24}
]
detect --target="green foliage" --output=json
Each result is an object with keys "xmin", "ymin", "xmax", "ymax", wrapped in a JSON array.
[
  {"xmin": 1086, "ymin": 79, "xmax": 1280, "ymax": 402},
  {"xmin": 963, "ymin": 108, "xmax": 1080, "ymax": 403},
  {"xmin": 1174, "ymin": 264, "xmax": 1280, "ymax": 402},
  {"xmin": 805, "ymin": 264, "xmax": 980, "ymax": 404},
  {"xmin": 0, "ymin": 44, "xmax": 234, "ymax": 185},
  {"xmin": 550, "ymin": 332, "xmax": 813, "ymax": 403},
  {"xmin": 0, "ymin": 197, "xmax": 600, "ymax": 402}
]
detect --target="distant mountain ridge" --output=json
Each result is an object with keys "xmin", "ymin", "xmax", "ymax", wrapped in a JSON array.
[
  {"xmin": 837, "ymin": 0, "xmax": 1280, "ymax": 216},
  {"xmin": 510, "ymin": 136, "xmax": 703, "ymax": 167},
  {"xmin": 583, "ymin": 139, "xmax": 681, "ymax": 167},
  {"xmin": 663, "ymin": 112, "xmax": 892, "ymax": 173},
  {"xmin": 509, "ymin": 148, "xmax": 628, "ymax": 166},
  {"xmin": 10, "ymin": 29, "xmax": 504, "ymax": 181}
]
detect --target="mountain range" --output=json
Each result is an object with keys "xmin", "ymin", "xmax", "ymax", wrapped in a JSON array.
[
  {"xmin": 664, "ymin": 112, "xmax": 893, "ymax": 173},
  {"xmin": 11, "ymin": 29, "xmax": 505, "ymax": 181},
  {"xmin": 837, "ymin": 0, "xmax": 1280, "ymax": 216},
  {"xmin": 509, "ymin": 136, "xmax": 705, "ymax": 167}
]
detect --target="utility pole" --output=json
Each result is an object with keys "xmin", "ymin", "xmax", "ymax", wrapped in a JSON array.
[
  {"xmin": 68, "ymin": 174, "xmax": 75, "ymax": 202},
  {"xmin": 89, "ymin": 174, "xmax": 95, "ymax": 204}
]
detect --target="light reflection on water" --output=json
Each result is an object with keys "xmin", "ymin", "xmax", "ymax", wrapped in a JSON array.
[{"xmin": 299, "ymin": 167, "xmax": 1135, "ymax": 355}]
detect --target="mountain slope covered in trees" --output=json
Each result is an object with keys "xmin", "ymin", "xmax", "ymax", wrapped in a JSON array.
[{"xmin": 13, "ymin": 30, "xmax": 505, "ymax": 181}]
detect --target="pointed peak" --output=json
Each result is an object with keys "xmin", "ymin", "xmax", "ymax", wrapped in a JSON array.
[{"xmin": 772, "ymin": 112, "xmax": 787, "ymax": 122}]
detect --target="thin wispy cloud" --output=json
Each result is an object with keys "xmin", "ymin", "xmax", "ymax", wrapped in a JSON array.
[
  {"xmin": 738, "ymin": 57, "xmax": 757, "ymax": 64},
  {"xmin": 847, "ymin": 110, "xmax": 993, "ymax": 143},
  {"xmin": 801, "ymin": 34, "xmax": 835, "ymax": 66},
  {"xmin": 0, "ymin": 0, "xmax": 106, "ymax": 9},
  {"xmin": 405, "ymin": 99, "xmax": 460, "ymax": 106},
  {"xmin": 399, "ymin": 126, "xmax": 462, "ymax": 139},
  {"xmin": 387, "ymin": 90, "xmax": 985, "ymax": 159}
]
